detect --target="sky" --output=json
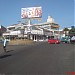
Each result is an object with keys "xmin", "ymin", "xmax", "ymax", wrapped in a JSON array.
[{"xmin": 0, "ymin": 0, "xmax": 74, "ymax": 29}]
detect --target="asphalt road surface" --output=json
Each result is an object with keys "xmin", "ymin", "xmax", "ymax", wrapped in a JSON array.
[{"xmin": 0, "ymin": 42, "xmax": 75, "ymax": 75}]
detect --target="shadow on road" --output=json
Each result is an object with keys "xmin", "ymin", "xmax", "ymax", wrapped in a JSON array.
[
  {"xmin": 0, "ymin": 50, "xmax": 14, "ymax": 59},
  {"xmin": 0, "ymin": 54, "xmax": 12, "ymax": 59},
  {"xmin": 6, "ymin": 50, "xmax": 14, "ymax": 53}
]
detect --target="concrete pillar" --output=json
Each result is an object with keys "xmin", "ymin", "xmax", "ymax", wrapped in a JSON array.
[
  {"xmin": 53, "ymin": 31, "xmax": 54, "ymax": 36},
  {"xmin": 33, "ymin": 35, "xmax": 36, "ymax": 41},
  {"xmin": 33, "ymin": 35, "xmax": 38, "ymax": 41},
  {"xmin": 30, "ymin": 35, "xmax": 33, "ymax": 40}
]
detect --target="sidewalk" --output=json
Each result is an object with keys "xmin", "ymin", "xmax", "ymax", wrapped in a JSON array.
[{"xmin": 8, "ymin": 39, "xmax": 34, "ymax": 45}]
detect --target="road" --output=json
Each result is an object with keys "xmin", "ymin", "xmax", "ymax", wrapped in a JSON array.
[{"xmin": 0, "ymin": 42, "xmax": 74, "ymax": 75}]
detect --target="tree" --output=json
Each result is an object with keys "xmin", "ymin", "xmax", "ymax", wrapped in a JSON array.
[
  {"xmin": 63, "ymin": 28, "xmax": 69, "ymax": 31},
  {"xmin": 63, "ymin": 28, "xmax": 69, "ymax": 36},
  {"xmin": 69, "ymin": 28, "xmax": 75, "ymax": 36}
]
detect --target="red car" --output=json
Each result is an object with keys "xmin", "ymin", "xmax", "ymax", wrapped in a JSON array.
[{"xmin": 48, "ymin": 39, "xmax": 60, "ymax": 44}]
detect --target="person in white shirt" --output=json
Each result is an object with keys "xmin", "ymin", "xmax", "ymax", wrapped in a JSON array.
[{"xmin": 3, "ymin": 37, "xmax": 7, "ymax": 52}]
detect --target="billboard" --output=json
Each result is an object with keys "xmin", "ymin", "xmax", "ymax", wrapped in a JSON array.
[{"xmin": 21, "ymin": 7, "xmax": 42, "ymax": 19}]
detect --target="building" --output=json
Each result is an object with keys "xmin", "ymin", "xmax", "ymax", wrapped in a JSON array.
[
  {"xmin": 3, "ymin": 16, "xmax": 60, "ymax": 41},
  {"xmin": 0, "ymin": 25, "xmax": 6, "ymax": 36}
]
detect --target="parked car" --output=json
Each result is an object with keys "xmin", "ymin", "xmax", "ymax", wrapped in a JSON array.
[
  {"xmin": 48, "ymin": 39, "xmax": 60, "ymax": 44},
  {"xmin": 60, "ymin": 37, "xmax": 70, "ymax": 43},
  {"xmin": 70, "ymin": 36, "xmax": 75, "ymax": 44},
  {"xmin": 0, "ymin": 40, "xmax": 2, "ymax": 43},
  {"xmin": 0, "ymin": 39, "xmax": 3, "ymax": 43}
]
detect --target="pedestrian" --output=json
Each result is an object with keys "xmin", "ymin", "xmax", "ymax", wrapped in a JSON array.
[{"xmin": 3, "ymin": 37, "xmax": 7, "ymax": 52}]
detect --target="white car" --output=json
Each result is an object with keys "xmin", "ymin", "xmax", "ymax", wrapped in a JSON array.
[{"xmin": 70, "ymin": 36, "xmax": 75, "ymax": 44}]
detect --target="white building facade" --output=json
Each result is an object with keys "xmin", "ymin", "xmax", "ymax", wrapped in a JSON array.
[{"xmin": 3, "ymin": 16, "xmax": 60, "ymax": 41}]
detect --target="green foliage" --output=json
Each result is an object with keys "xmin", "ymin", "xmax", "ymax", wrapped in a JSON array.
[
  {"xmin": 63, "ymin": 28, "xmax": 69, "ymax": 31},
  {"xmin": 69, "ymin": 28, "xmax": 75, "ymax": 36}
]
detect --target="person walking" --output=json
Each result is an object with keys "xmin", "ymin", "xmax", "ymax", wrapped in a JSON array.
[{"xmin": 3, "ymin": 37, "xmax": 7, "ymax": 52}]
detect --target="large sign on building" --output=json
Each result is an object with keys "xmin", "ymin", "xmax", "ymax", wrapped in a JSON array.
[{"xmin": 21, "ymin": 7, "xmax": 42, "ymax": 19}]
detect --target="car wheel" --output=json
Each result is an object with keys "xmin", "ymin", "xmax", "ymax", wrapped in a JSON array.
[{"xmin": 55, "ymin": 42, "xmax": 56, "ymax": 44}]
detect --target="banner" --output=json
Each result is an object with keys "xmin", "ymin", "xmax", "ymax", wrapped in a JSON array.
[{"xmin": 21, "ymin": 7, "xmax": 42, "ymax": 19}]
